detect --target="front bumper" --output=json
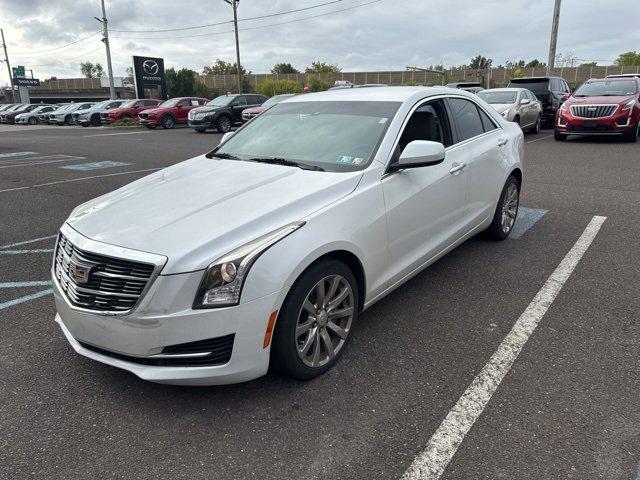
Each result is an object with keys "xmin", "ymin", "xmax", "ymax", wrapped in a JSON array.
[
  {"xmin": 53, "ymin": 269, "xmax": 287, "ymax": 385},
  {"xmin": 188, "ymin": 118, "xmax": 213, "ymax": 128},
  {"xmin": 555, "ymin": 108, "xmax": 637, "ymax": 135},
  {"xmin": 138, "ymin": 116, "xmax": 158, "ymax": 126}
]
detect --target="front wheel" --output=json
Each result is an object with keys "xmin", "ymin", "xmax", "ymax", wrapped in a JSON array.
[
  {"xmin": 554, "ymin": 131, "xmax": 567, "ymax": 141},
  {"xmin": 271, "ymin": 259, "xmax": 358, "ymax": 380},
  {"xmin": 483, "ymin": 175, "xmax": 520, "ymax": 241},
  {"xmin": 28, "ymin": 117, "xmax": 37, "ymax": 125},
  {"xmin": 215, "ymin": 115, "xmax": 232, "ymax": 133},
  {"xmin": 623, "ymin": 123, "xmax": 639, "ymax": 143},
  {"xmin": 64, "ymin": 115, "xmax": 72, "ymax": 125},
  {"xmin": 90, "ymin": 114, "xmax": 101, "ymax": 127},
  {"xmin": 529, "ymin": 115, "xmax": 541, "ymax": 134},
  {"xmin": 160, "ymin": 115, "xmax": 175, "ymax": 129}
]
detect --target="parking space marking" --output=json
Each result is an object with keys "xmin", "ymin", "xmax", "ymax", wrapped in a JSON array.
[
  {"xmin": 0, "ymin": 289, "xmax": 53, "ymax": 312},
  {"xmin": 526, "ymin": 134, "xmax": 553, "ymax": 144},
  {"xmin": 0, "ymin": 151, "xmax": 37, "ymax": 158},
  {"xmin": 0, "ymin": 234, "xmax": 57, "ymax": 250},
  {"xmin": 401, "ymin": 215, "xmax": 607, "ymax": 480},
  {"xmin": 0, "ymin": 249, "xmax": 53, "ymax": 255},
  {"xmin": 0, "ymin": 281, "xmax": 51, "ymax": 288},
  {"xmin": 0, "ymin": 167, "xmax": 162, "ymax": 194},
  {"xmin": 83, "ymin": 131, "xmax": 152, "ymax": 138},
  {"xmin": 0, "ymin": 155, "xmax": 86, "ymax": 169},
  {"xmin": 511, "ymin": 207, "xmax": 548, "ymax": 239},
  {"xmin": 61, "ymin": 161, "xmax": 131, "ymax": 171}
]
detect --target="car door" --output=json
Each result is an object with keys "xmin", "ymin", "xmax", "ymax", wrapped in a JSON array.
[
  {"xmin": 231, "ymin": 96, "xmax": 248, "ymax": 123},
  {"xmin": 519, "ymin": 90, "xmax": 536, "ymax": 127},
  {"xmin": 448, "ymin": 97, "xmax": 506, "ymax": 224},
  {"xmin": 175, "ymin": 99, "xmax": 192, "ymax": 122},
  {"xmin": 381, "ymin": 98, "xmax": 469, "ymax": 284}
]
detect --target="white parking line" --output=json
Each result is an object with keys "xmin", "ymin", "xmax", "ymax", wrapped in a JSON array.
[
  {"xmin": 0, "ymin": 155, "xmax": 85, "ymax": 169},
  {"xmin": 526, "ymin": 134, "xmax": 553, "ymax": 144},
  {"xmin": 401, "ymin": 215, "xmax": 607, "ymax": 480},
  {"xmin": 0, "ymin": 234, "xmax": 57, "ymax": 249},
  {"xmin": 0, "ymin": 167, "xmax": 161, "ymax": 194},
  {"xmin": 83, "ymin": 131, "xmax": 152, "ymax": 138},
  {"xmin": 0, "ymin": 151, "xmax": 37, "ymax": 158}
]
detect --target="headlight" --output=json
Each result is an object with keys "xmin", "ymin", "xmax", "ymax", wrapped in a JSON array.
[
  {"xmin": 194, "ymin": 221, "xmax": 305, "ymax": 308},
  {"xmin": 560, "ymin": 103, "xmax": 568, "ymax": 112},
  {"xmin": 195, "ymin": 113, "xmax": 205, "ymax": 120},
  {"xmin": 622, "ymin": 99, "xmax": 636, "ymax": 112}
]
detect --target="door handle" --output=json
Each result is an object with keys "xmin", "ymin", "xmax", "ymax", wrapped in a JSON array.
[
  {"xmin": 497, "ymin": 138, "xmax": 508, "ymax": 147},
  {"xmin": 449, "ymin": 162, "xmax": 466, "ymax": 175}
]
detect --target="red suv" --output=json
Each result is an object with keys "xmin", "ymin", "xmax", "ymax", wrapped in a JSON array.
[
  {"xmin": 101, "ymin": 99, "xmax": 161, "ymax": 124},
  {"xmin": 555, "ymin": 77, "xmax": 640, "ymax": 142},
  {"xmin": 139, "ymin": 97, "xmax": 208, "ymax": 129}
]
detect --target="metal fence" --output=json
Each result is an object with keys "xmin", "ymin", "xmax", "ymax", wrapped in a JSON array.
[{"xmin": 202, "ymin": 65, "xmax": 640, "ymax": 90}]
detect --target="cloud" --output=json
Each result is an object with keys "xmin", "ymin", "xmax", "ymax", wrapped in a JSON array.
[{"xmin": 1, "ymin": 0, "xmax": 638, "ymax": 84}]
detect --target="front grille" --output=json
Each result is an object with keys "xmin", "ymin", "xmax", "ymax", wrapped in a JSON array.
[
  {"xmin": 54, "ymin": 233, "xmax": 155, "ymax": 312},
  {"xmin": 571, "ymin": 104, "xmax": 617, "ymax": 118},
  {"xmin": 138, "ymin": 113, "xmax": 148, "ymax": 119},
  {"xmin": 79, "ymin": 334, "xmax": 235, "ymax": 366}
]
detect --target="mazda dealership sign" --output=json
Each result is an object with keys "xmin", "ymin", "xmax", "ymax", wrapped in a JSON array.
[{"xmin": 132, "ymin": 55, "xmax": 167, "ymax": 99}]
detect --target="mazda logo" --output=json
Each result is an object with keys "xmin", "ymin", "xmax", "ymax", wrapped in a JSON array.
[{"xmin": 142, "ymin": 60, "xmax": 159, "ymax": 75}]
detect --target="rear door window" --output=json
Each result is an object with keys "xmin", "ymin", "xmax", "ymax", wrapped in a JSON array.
[
  {"xmin": 449, "ymin": 98, "xmax": 485, "ymax": 142},
  {"xmin": 478, "ymin": 107, "xmax": 498, "ymax": 132}
]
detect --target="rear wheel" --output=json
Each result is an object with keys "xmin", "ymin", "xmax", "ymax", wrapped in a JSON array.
[
  {"xmin": 63, "ymin": 115, "xmax": 72, "ymax": 125},
  {"xmin": 90, "ymin": 114, "xmax": 101, "ymax": 127},
  {"xmin": 484, "ymin": 175, "xmax": 520, "ymax": 241},
  {"xmin": 529, "ymin": 115, "xmax": 541, "ymax": 134},
  {"xmin": 271, "ymin": 259, "xmax": 358, "ymax": 380},
  {"xmin": 554, "ymin": 131, "xmax": 567, "ymax": 141},
  {"xmin": 160, "ymin": 115, "xmax": 175, "ymax": 129},
  {"xmin": 27, "ymin": 117, "xmax": 37, "ymax": 125},
  {"xmin": 215, "ymin": 115, "xmax": 232, "ymax": 133}
]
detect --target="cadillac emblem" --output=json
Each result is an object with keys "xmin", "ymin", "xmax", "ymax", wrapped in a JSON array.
[{"xmin": 68, "ymin": 259, "xmax": 92, "ymax": 284}]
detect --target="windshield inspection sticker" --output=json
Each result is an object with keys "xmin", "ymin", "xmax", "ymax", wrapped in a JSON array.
[{"xmin": 337, "ymin": 156, "xmax": 354, "ymax": 164}]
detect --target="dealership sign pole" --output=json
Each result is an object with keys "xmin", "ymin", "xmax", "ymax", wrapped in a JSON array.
[{"xmin": 132, "ymin": 56, "xmax": 167, "ymax": 100}]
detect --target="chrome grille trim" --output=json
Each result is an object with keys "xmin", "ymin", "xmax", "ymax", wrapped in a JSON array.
[
  {"xmin": 570, "ymin": 104, "xmax": 618, "ymax": 119},
  {"xmin": 52, "ymin": 223, "xmax": 167, "ymax": 316}
]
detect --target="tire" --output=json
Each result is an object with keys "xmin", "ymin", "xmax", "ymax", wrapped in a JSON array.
[
  {"xmin": 513, "ymin": 115, "xmax": 520, "ymax": 126},
  {"xmin": 622, "ymin": 123, "xmax": 639, "ymax": 143},
  {"xmin": 160, "ymin": 114, "xmax": 175, "ymax": 129},
  {"xmin": 63, "ymin": 115, "xmax": 71, "ymax": 125},
  {"xmin": 90, "ymin": 114, "xmax": 101, "ymax": 127},
  {"xmin": 27, "ymin": 117, "xmax": 37, "ymax": 125},
  {"xmin": 145, "ymin": 124, "xmax": 156, "ymax": 129},
  {"xmin": 529, "ymin": 115, "xmax": 541, "ymax": 134},
  {"xmin": 483, "ymin": 175, "xmax": 520, "ymax": 241},
  {"xmin": 271, "ymin": 259, "xmax": 359, "ymax": 380},
  {"xmin": 215, "ymin": 115, "xmax": 232, "ymax": 133},
  {"xmin": 554, "ymin": 131, "xmax": 567, "ymax": 141}
]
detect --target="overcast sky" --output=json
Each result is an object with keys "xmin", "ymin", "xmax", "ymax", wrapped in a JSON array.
[{"xmin": 0, "ymin": 0, "xmax": 638, "ymax": 85}]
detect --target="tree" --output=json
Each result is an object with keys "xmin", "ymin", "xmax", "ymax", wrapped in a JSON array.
[
  {"xmin": 615, "ymin": 51, "xmax": 640, "ymax": 66},
  {"xmin": 469, "ymin": 55, "xmax": 492, "ymax": 70},
  {"xmin": 505, "ymin": 60, "xmax": 525, "ymax": 69},
  {"xmin": 305, "ymin": 61, "xmax": 341, "ymax": 73},
  {"xmin": 202, "ymin": 59, "xmax": 247, "ymax": 75},
  {"xmin": 271, "ymin": 63, "xmax": 299, "ymax": 74},
  {"xmin": 165, "ymin": 67, "xmax": 199, "ymax": 97},
  {"xmin": 525, "ymin": 59, "xmax": 546, "ymax": 68},
  {"xmin": 125, "ymin": 66, "xmax": 133, "ymax": 77},
  {"xmin": 580, "ymin": 61, "xmax": 597, "ymax": 67},
  {"xmin": 555, "ymin": 52, "xmax": 578, "ymax": 67},
  {"xmin": 80, "ymin": 61, "xmax": 105, "ymax": 78}
]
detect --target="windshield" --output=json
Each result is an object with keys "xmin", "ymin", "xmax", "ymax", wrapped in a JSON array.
[
  {"xmin": 160, "ymin": 98, "xmax": 181, "ymax": 107},
  {"xmin": 478, "ymin": 91, "xmax": 518, "ymax": 104},
  {"xmin": 120, "ymin": 100, "xmax": 137, "ymax": 108},
  {"xmin": 261, "ymin": 95, "xmax": 294, "ymax": 108},
  {"xmin": 215, "ymin": 101, "xmax": 400, "ymax": 172},
  {"xmin": 207, "ymin": 95, "xmax": 236, "ymax": 107},
  {"xmin": 574, "ymin": 80, "xmax": 637, "ymax": 97},
  {"xmin": 509, "ymin": 79, "xmax": 548, "ymax": 95}
]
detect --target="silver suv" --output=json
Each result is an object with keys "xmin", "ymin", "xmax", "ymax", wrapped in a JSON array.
[{"xmin": 73, "ymin": 99, "xmax": 127, "ymax": 127}]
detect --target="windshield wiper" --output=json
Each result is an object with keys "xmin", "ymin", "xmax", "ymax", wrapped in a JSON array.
[
  {"xmin": 248, "ymin": 157, "xmax": 325, "ymax": 171},
  {"xmin": 206, "ymin": 151, "xmax": 241, "ymax": 160}
]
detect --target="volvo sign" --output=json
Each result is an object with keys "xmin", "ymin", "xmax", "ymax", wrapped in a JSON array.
[{"xmin": 132, "ymin": 55, "xmax": 167, "ymax": 100}]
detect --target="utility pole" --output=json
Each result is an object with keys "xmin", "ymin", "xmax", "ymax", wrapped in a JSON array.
[
  {"xmin": 547, "ymin": 0, "xmax": 561, "ymax": 75},
  {"xmin": 1, "ymin": 29, "xmax": 16, "ymax": 103},
  {"xmin": 95, "ymin": 0, "xmax": 116, "ymax": 99},
  {"xmin": 224, "ymin": 0, "xmax": 242, "ymax": 94}
]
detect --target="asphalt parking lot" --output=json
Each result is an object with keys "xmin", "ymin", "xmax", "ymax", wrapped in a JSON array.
[{"xmin": 1, "ymin": 124, "xmax": 639, "ymax": 480}]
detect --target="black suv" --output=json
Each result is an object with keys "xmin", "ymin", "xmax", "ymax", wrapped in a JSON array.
[
  {"xmin": 188, "ymin": 94, "xmax": 267, "ymax": 133},
  {"xmin": 508, "ymin": 76, "xmax": 571, "ymax": 125}
]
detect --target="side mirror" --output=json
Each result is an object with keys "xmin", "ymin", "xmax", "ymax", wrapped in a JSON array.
[
  {"xmin": 176, "ymin": 104, "xmax": 183, "ymax": 109},
  {"xmin": 562, "ymin": 92, "xmax": 571, "ymax": 101},
  {"xmin": 520, "ymin": 98, "xmax": 531, "ymax": 105},
  {"xmin": 391, "ymin": 140, "xmax": 445, "ymax": 170},
  {"xmin": 220, "ymin": 131, "xmax": 235, "ymax": 144}
]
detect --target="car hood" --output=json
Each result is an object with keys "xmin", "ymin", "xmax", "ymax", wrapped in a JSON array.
[
  {"xmin": 192, "ymin": 106, "xmax": 224, "ymax": 114},
  {"xmin": 243, "ymin": 106, "xmax": 265, "ymax": 115},
  {"xmin": 567, "ymin": 95, "xmax": 635, "ymax": 105},
  {"xmin": 488, "ymin": 103, "xmax": 514, "ymax": 114},
  {"xmin": 67, "ymin": 155, "xmax": 363, "ymax": 274},
  {"xmin": 139, "ymin": 107, "xmax": 167, "ymax": 115}
]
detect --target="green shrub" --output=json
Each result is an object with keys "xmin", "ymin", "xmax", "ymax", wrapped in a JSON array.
[
  {"xmin": 306, "ymin": 75, "xmax": 332, "ymax": 92},
  {"xmin": 256, "ymin": 79, "xmax": 303, "ymax": 97},
  {"xmin": 107, "ymin": 118, "xmax": 141, "ymax": 127}
]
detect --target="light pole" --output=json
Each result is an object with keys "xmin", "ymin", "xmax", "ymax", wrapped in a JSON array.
[
  {"xmin": 1, "ymin": 29, "xmax": 16, "ymax": 102},
  {"xmin": 224, "ymin": 0, "xmax": 242, "ymax": 94},
  {"xmin": 95, "ymin": 0, "xmax": 116, "ymax": 99},
  {"xmin": 547, "ymin": 0, "xmax": 562, "ymax": 75}
]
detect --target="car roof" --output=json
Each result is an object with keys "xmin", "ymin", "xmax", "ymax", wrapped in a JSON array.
[
  {"xmin": 285, "ymin": 86, "xmax": 470, "ymax": 103},
  {"xmin": 480, "ymin": 87, "xmax": 525, "ymax": 92}
]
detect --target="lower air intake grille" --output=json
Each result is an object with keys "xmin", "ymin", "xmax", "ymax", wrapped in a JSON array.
[
  {"xmin": 79, "ymin": 334, "xmax": 235, "ymax": 367},
  {"xmin": 54, "ymin": 233, "xmax": 155, "ymax": 313}
]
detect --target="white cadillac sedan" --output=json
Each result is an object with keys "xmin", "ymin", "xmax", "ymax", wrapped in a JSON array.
[{"xmin": 53, "ymin": 87, "xmax": 523, "ymax": 385}]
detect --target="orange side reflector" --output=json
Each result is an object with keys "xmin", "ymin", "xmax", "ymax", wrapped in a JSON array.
[{"xmin": 262, "ymin": 310, "xmax": 278, "ymax": 349}]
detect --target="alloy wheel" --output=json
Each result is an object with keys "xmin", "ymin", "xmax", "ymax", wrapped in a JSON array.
[
  {"xmin": 218, "ymin": 116, "xmax": 231, "ymax": 133},
  {"xmin": 295, "ymin": 275, "xmax": 354, "ymax": 368},
  {"xmin": 161, "ymin": 115, "xmax": 175, "ymax": 129},
  {"xmin": 501, "ymin": 182, "xmax": 519, "ymax": 234}
]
